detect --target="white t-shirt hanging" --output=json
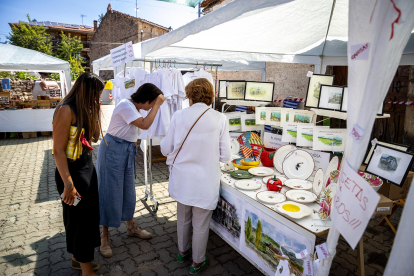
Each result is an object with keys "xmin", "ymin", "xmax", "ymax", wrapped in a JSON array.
[
  {"xmin": 112, "ymin": 69, "xmax": 141, "ymax": 101},
  {"xmin": 107, "ymin": 99, "xmax": 142, "ymax": 142},
  {"xmin": 129, "ymin": 67, "xmax": 147, "ymax": 88}
]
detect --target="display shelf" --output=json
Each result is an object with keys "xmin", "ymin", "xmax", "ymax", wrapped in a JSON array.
[
  {"xmin": 310, "ymin": 108, "xmax": 390, "ymax": 120},
  {"xmin": 221, "ymin": 99, "xmax": 269, "ymax": 108}
]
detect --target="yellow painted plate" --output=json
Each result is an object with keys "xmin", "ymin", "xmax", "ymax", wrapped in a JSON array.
[{"xmin": 274, "ymin": 201, "xmax": 312, "ymax": 219}]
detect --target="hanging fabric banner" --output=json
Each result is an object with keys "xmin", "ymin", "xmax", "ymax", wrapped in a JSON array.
[{"xmin": 318, "ymin": 0, "xmax": 414, "ymax": 275}]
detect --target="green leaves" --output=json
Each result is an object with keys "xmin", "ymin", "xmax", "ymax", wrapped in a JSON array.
[{"xmin": 8, "ymin": 21, "xmax": 53, "ymax": 56}]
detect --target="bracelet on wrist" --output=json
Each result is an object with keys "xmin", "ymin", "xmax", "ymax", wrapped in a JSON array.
[{"xmin": 65, "ymin": 182, "xmax": 73, "ymax": 187}]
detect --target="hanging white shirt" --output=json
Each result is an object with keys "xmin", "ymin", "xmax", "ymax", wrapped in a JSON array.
[
  {"xmin": 107, "ymin": 99, "xmax": 142, "ymax": 142},
  {"xmin": 160, "ymin": 102, "xmax": 232, "ymax": 210}
]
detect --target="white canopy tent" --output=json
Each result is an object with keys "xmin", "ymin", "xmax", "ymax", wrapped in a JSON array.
[
  {"xmin": 92, "ymin": 0, "xmax": 414, "ymax": 75},
  {"xmin": 0, "ymin": 44, "xmax": 72, "ymax": 96}
]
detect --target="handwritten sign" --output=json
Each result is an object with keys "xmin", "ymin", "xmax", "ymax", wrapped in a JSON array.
[
  {"xmin": 351, "ymin": 43, "xmax": 370, "ymax": 60},
  {"xmin": 303, "ymin": 259, "xmax": 314, "ymax": 276},
  {"xmin": 331, "ymin": 161, "xmax": 380, "ymax": 249},
  {"xmin": 263, "ymin": 133, "xmax": 288, "ymax": 149},
  {"xmin": 315, "ymin": 243, "xmax": 329, "ymax": 260},
  {"xmin": 110, "ymin": 41, "xmax": 135, "ymax": 68},
  {"xmin": 295, "ymin": 249, "xmax": 309, "ymax": 259},
  {"xmin": 371, "ymin": 138, "xmax": 378, "ymax": 146},
  {"xmin": 349, "ymin": 124, "xmax": 364, "ymax": 143}
]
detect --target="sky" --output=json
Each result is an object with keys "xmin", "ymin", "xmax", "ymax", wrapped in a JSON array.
[{"xmin": 0, "ymin": 0, "xmax": 199, "ymax": 42}]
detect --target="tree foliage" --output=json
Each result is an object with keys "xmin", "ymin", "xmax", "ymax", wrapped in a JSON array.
[
  {"xmin": 255, "ymin": 220, "xmax": 262, "ymax": 247},
  {"xmin": 8, "ymin": 21, "xmax": 53, "ymax": 55},
  {"xmin": 98, "ymin": 13, "xmax": 105, "ymax": 24},
  {"xmin": 245, "ymin": 217, "xmax": 252, "ymax": 239},
  {"xmin": 56, "ymin": 32, "xmax": 85, "ymax": 80}
]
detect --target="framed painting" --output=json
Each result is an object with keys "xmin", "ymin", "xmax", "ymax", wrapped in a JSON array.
[
  {"xmin": 304, "ymin": 74, "xmax": 335, "ymax": 108},
  {"xmin": 341, "ymin": 86, "xmax": 384, "ymax": 115},
  {"xmin": 366, "ymin": 144, "xmax": 414, "ymax": 187},
  {"xmin": 265, "ymin": 107, "xmax": 281, "ymax": 126},
  {"xmin": 219, "ymin": 80, "xmax": 243, "ymax": 98},
  {"xmin": 244, "ymin": 81, "xmax": 274, "ymax": 102},
  {"xmin": 318, "ymin": 85, "xmax": 343, "ymax": 111},
  {"xmin": 363, "ymin": 141, "xmax": 410, "ymax": 165},
  {"xmin": 226, "ymin": 81, "xmax": 246, "ymax": 100}
]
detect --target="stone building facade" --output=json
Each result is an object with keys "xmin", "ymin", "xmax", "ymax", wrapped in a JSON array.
[
  {"xmin": 201, "ymin": 0, "xmax": 233, "ymax": 14},
  {"xmin": 0, "ymin": 79, "xmax": 37, "ymax": 101},
  {"xmin": 90, "ymin": 4, "xmax": 170, "ymax": 80}
]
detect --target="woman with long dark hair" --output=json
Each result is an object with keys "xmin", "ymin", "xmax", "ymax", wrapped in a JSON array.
[
  {"xmin": 97, "ymin": 83, "xmax": 165, "ymax": 258},
  {"xmin": 53, "ymin": 73, "xmax": 105, "ymax": 276}
]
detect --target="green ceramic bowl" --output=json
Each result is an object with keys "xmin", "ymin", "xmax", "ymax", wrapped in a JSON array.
[{"xmin": 230, "ymin": 170, "xmax": 253, "ymax": 179}]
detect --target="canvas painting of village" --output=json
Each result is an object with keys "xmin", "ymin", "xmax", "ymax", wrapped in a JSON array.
[
  {"xmin": 378, "ymin": 154, "xmax": 400, "ymax": 172},
  {"xmin": 211, "ymin": 187, "xmax": 244, "ymax": 248},
  {"xmin": 240, "ymin": 204, "xmax": 312, "ymax": 276}
]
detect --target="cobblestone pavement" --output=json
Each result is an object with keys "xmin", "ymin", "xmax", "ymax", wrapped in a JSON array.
[{"xmin": 0, "ymin": 137, "xmax": 401, "ymax": 276}]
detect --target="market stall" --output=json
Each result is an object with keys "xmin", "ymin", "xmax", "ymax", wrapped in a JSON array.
[
  {"xmin": 0, "ymin": 44, "xmax": 71, "ymax": 133},
  {"xmin": 90, "ymin": 0, "xmax": 414, "ymax": 275}
]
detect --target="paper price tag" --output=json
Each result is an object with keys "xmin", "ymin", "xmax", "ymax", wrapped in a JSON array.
[
  {"xmin": 350, "ymin": 124, "xmax": 364, "ymax": 143},
  {"xmin": 303, "ymin": 259, "xmax": 314, "ymax": 276},
  {"xmin": 307, "ymin": 71, "xmax": 314, "ymax": 77},
  {"xmin": 315, "ymin": 243, "xmax": 329, "ymax": 260},
  {"xmin": 295, "ymin": 249, "xmax": 309, "ymax": 259},
  {"xmin": 371, "ymin": 138, "xmax": 378, "ymax": 146},
  {"xmin": 225, "ymin": 81, "xmax": 230, "ymax": 87},
  {"xmin": 374, "ymin": 148, "xmax": 382, "ymax": 156},
  {"xmin": 351, "ymin": 43, "xmax": 370, "ymax": 60}
]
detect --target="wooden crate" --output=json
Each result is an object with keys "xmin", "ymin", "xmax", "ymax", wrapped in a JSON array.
[
  {"xmin": 22, "ymin": 132, "xmax": 38, "ymax": 139},
  {"xmin": 37, "ymin": 100, "xmax": 51, "ymax": 108}
]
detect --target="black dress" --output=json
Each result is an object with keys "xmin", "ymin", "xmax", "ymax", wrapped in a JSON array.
[{"xmin": 55, "ymin": 105, "xmax": 100, "ymax": 263}]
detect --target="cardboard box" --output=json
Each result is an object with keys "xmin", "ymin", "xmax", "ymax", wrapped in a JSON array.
[
  {"xmin": 22, "ymin": 132, "xmax": 38, "ymax": 139},
  {"xmin": 374, "ymin": 194, "xmax": 393, "ymax": 216},
  {"xmin": 40, "ymin": 132, "xmax": 51, "ymax": 136}
]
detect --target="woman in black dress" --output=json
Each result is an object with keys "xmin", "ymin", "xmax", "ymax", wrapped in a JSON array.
[{"xmin": 53, "ymin": 73, "xmax": 104, "ymax": 276}]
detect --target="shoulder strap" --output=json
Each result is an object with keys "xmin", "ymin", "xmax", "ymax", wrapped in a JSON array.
[{"xmin": 172, "ymin": 108, "xmax": 210, "ymax": 166}]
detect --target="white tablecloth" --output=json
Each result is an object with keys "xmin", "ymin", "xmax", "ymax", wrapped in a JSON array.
[{"xmin": 0, "ymin": 109, "xmax": 54, "ymax": 132}]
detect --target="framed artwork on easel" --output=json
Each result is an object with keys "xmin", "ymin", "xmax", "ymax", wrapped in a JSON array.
[{"xmin": 304, "ymin": 74, "xmax": 335, "ymax": 108}]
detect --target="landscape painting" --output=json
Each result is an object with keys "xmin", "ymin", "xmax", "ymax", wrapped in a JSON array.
[
  {"xmin": 241, "ymin": 114, "xmax": 263, "ymax": 132},
  {"xmin": 281, "ymin": 108, "xmax": 293, "ymax": 125},
  {"xmin": 312, "ymin": 128, "xmax": 346, "ymax": 151},
  {"xmin": 245, "ymin": 82, "xmax": 274, "ymax": 102},
  {"xmin": 292, "ymin": 110, "xmax": 314, "ymax": 124},
  {"xmin": 271, "ymin": 111, "xmax": 281, "ymax": 122},
  {"xmin": 305, "ymin": 74, "xmax": 335, "ymax": 108},
  {"xmin": 265, "ymin": 107, "xmax": 282, "ymax": 126},
  {"xmin": 240, "ymin": 204, "xmax": 313, "ymax": 276},
  {"xmin": 211, "ymin": 186, "xmax": 244, "ymax": 248},
  {"xmin": 225, "ymin": 112, "xmax": 246, "ymax": 131},
  {"xmin": 282, "ymin": 123, "xmax": 301, "ymax": 143},
  {"xmin": 318, "ymin": 85, "xmax": 343, "ymax": 111},
  {"xmin": 227, "ymin": 82, "xmax": 246, "ymax": 100},
  {"xmin": 296, "ymin": 124, "xmax": 326, "ymax": 147},
  {"xmin": 255, "ymin": 107, "xmax": 267, "ymax": 125},
  {"xmin": 366, "ymin": 145, "xmax": 414, "ymax": 187}
]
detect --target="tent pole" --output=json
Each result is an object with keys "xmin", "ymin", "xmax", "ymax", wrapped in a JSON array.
[{"xmin": 319, "ymin": 0, "xmax": 336, "ymax": 75}]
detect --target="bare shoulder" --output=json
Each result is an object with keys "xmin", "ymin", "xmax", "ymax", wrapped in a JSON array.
[{"xmin": 53, "ymin": 105, "xmax": 74, "ymax": 124}]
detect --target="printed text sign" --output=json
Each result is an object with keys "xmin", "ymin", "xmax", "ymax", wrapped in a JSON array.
[
  {"xmin": 331, "ymin": 161, "xmax": 380, "ymax": 249},
  {"xmin": 263, "ymin": 133, "xmax": 288, "ymax": 149},
  {"xmin": 110, "ymin": 41, "xmax": 135, "ymax": 68}
]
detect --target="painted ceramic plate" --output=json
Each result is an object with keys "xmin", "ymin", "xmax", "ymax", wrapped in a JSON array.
[
  {"xmin": 282, "ymin": 150, "xmax": 315, "ymax": 180},
  {"xmin": 275, "ymin": 201, "xmax": 312, "ymax": 219},
  {"xmin": 286, "ymin": 190, "xmax": 318, "ymax": 203},
  {"xmin": 220, "ymin": 161, "xmax": 238, "ymax": 172},
  {"xmin": 262, "ymin": 175, "xmax": 287, "ymax": 184},
  {"xmin": 230, "ymin": 139, "xmax": 240, "ymax": 155},
  {"xmin": 248, "ymin": 167, "xmax": 275, "ymax": 177},
  {"xmin": 273, "ymin": 145, "xmax": 297, "ymax": 173},
  {"xmin": 256, "ymin": 191, "xmax": 286, "ymax": 204},
  {"xmin": 324, "ymin": 156, "xmax": 339, "ymax": 188},
  {"xmin": 284, "ymin": 179, "xmax": 313, "ymax": 190},
  {"xmin": 313, "ymin": 168, "xmax": 324, "ymax": 197},
  {"xmin": 234, "ymin": 179, "xmax": 262, "ymax": 191},
  {"xmin": 229, "ymin": 170, "xmax": 253, "ymax": 179}
]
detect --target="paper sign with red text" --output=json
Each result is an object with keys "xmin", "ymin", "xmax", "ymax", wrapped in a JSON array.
[
  {"xmin": 331, "ymin": 161, "xmax": 380, "ymax": 249},
  {"xmin": 349, "ymin": 124, "xmax": 364, "ymax": 144},
  {"xmin": 295, "ymin": 249, "xmax": 309, "ymax": 260},
  {"xmin": 315, "ymin": 243, "xmax": 329, "ymax": 260},
  {"xmin": 303, "ymin": 259, "xmax": 313, "ymax": 276},
  {"xmin": 110, "ymin": 41, "xmax": 135, "ymax": 68}
]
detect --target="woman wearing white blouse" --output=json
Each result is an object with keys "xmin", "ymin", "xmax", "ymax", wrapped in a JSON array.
[{"xmin": 161, "ymin": 78, "xmax": 232, "ymax": 274}]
